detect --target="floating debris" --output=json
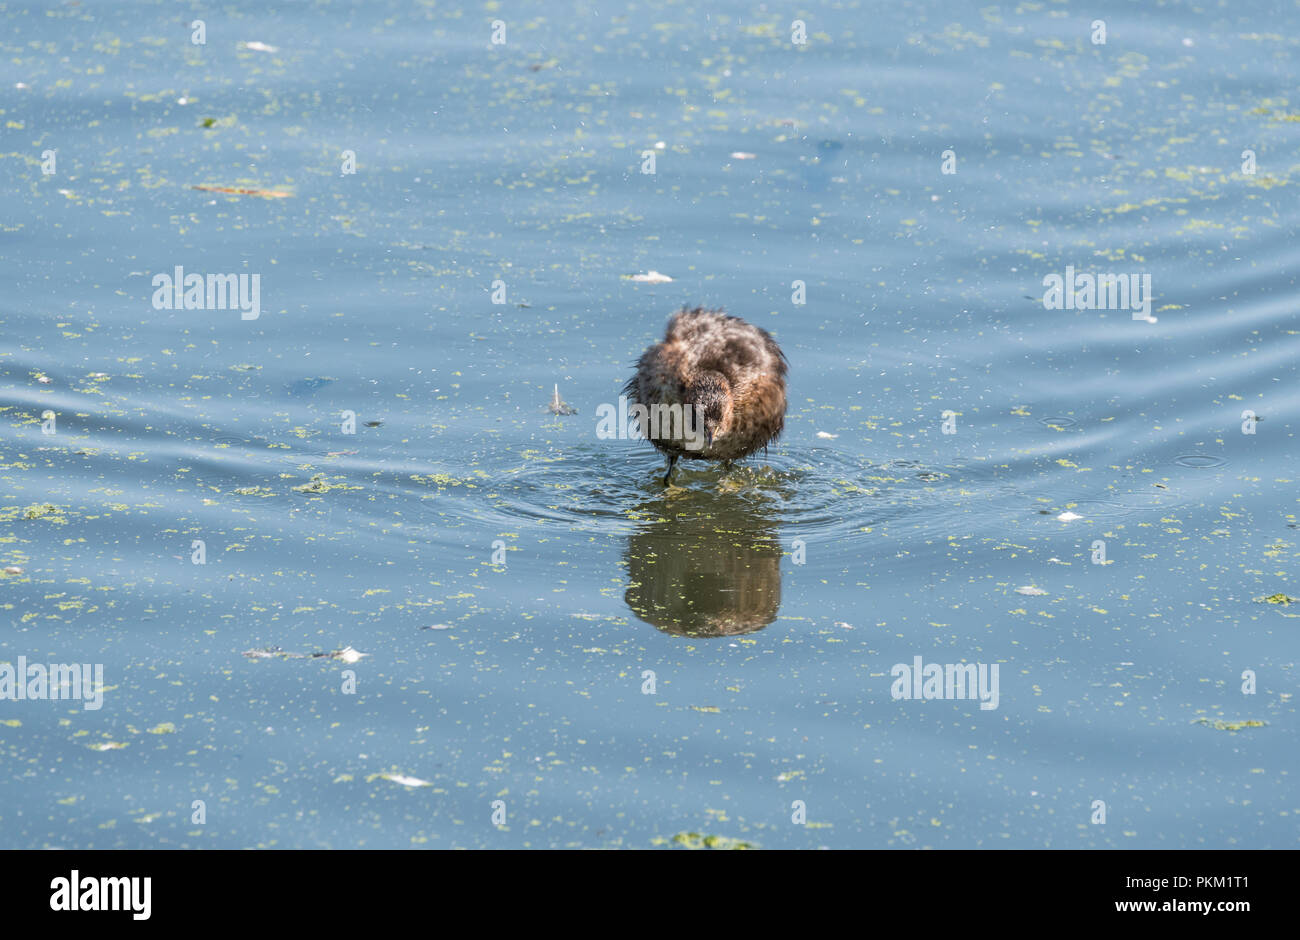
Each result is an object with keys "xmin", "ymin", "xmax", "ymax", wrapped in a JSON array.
[
  {"xmin": 364, "ymin": 420, "xmax": 383, "ymax": 428},
  {"xmin": 423, "ymin": 624, "xmax": 453, "ymax": 631},
  {"xmin": 243, "ymin": 646, "xmax": 369, "ymax": 663},
  {"xmin": 377, "ymin": 773, "xmax": 433, "ymax": 788},
  {"xmin": 292, "ymin": 473, "xmax": 346, "ymax": 495},
  {"xmin": 1015, "ymin": 586, "xmax": 1049, "ymax": 596},
  {"xmin": 36, "ymin": 375, "xmax": 52, "ymax": 384},
  {"xmin": 548, "ymin": 384, "xmax": 577, "ymax": 416},
  {"xmin": 291, "ymin": 474, "xmax": 361, "ymax": 496},
  {"xmin": 834, "ymin": 621, "xmax": 853, "ymax": 629},
  {"xmin": 2, "ymin": 566, "xmax": 23, "ymax": 576},
  {"xmin": 191, "ymin": 184, "xmax": 292, "ymax": 198},
  {"xmin": 1194, "ymin": 718, "xmax": 1267, "ymax": 732},
  {"xmin": 816, "ymin": 431, "xmax": 838, "ymax": 439},
  {"xmin": 628, "ymin": 270, "xmax": 673, "ymax": 284},
  {"xmin": 22, "ymin": 503, "xmax": 65, "ymax": 521},
  {"xmin": 242, "ymin": 41, "xmax": 279, "ymax": 53},
  {"xmin": 730, "ymin": 151, "xmax": 757, "ymax": 160},
  {"xmin": 89, "ymin": 742, "xmax": 128, "ymax": 751},
  {"xmin": 1056, "ymin": 511, "xmax": 1083, "ymax": 522},
  {"xmin": 664, "ymin": 832, "xmax": 756, "ymax": 850},
  {"xmin": 242, "ymin": 647, "xmax": 283, "ymax": 659},
  {"xmin": 327, "ymin": 646, "xmax": 368, "ymax": 664}
]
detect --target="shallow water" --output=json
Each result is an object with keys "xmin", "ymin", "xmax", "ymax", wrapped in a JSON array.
[{"xmin": 1, "ymin": 0, "xmax": 1297, "ymax": 848}]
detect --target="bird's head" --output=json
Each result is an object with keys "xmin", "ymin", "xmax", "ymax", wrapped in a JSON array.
[{"xmin": 689, "ymin": 373, "xmax": 732, "ymax": 448}]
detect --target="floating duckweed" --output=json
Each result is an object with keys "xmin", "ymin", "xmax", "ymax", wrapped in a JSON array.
[
  {"xmin": 1194, "ymin": 718, "xmax": 1266, "ymax": 732},
  {"xmin": 410, "ymin": 473, "xmax": 472, "ymax": 488},
  {"xmin": 667, "ymin": 832, "xmax": 756, "ymax": 850},
  {"xmin": 232, "ymin": 486, "xmax": 275, "ymax": 497},
  {"xmin": 147, "ymin": 722, "xmax": 176, "ymax": 734},
  {"xmin": 1260, "ymin": 593, "xmax": 1295, "ymax": 605},
  {"xmin": 291, "ymin": 473, "xmax": 353, "ymax": 495},
  {"xmin": 292, "ymin": 474, "xmax": 333, "ymax": 494},
  {"xmin": 21, "ymin": 503, "xmax": 65, "ymax": 521}
]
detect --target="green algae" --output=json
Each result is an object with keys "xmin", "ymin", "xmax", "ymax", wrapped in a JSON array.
[
  {"xmin": 410, "ymin": 472, "xmax": 475, "ymax": 488},
  {"xmin": 663, "ymin": 832, "xmax": 756, "ymax": 850},
  {"xmin": 21, "ymin": 503, "xmax": 66, "ymax": 522},
  {"xmin": 291, "ymin": 473, "xmax": 352, "ymax": 495},
  {"xmin": 1194, "ymin": 718, "xmax": 1267, "ymax": 732}
]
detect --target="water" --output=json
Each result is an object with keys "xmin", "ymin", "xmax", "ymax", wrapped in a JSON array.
[{"xmin": 1, "ymin": 0, "xmax": 1297, "ymax": 848}]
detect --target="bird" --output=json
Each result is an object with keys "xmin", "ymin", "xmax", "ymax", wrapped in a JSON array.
[{"xmin": 623, "ymin": 306, "xmax": 788, "ymax": 484}]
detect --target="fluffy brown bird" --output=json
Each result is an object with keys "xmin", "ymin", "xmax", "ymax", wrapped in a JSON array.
[{"xmin": 624, "ymin": 307, "xmax": 788, "ymax": 484}]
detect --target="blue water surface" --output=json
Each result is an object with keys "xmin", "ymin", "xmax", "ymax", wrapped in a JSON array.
[{"xmin": 0, "ymin": 0, "xmax": 1297, "ymax": 848}]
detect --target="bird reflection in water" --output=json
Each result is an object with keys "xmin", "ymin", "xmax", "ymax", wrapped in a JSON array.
[{"xmin": 623, "ymin": 485, "xmax": 783, "ymax": 637}]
